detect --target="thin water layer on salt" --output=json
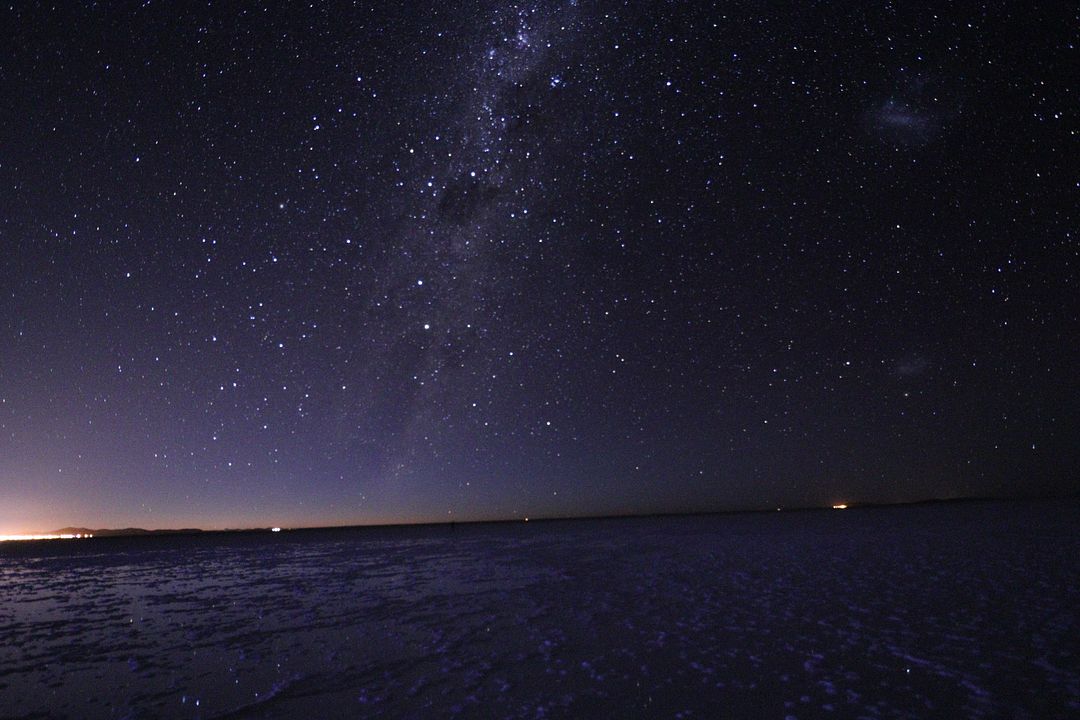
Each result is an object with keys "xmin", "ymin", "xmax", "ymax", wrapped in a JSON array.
[{"xmin": 1, "ymin": 500, "xmax": 1077, "ymax": 719}]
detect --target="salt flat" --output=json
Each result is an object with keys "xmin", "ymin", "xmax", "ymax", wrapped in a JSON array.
[{"xmin": 1, "ymin": 500, "xmax": 1077, "ymax": 719}]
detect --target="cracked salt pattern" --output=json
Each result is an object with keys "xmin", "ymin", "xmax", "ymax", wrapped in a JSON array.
[{"xmin": 1, "ymin": 500, "xmax": 1077, "ymax": 718}]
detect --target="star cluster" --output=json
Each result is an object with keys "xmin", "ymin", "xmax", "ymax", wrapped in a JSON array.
[{"xmin": 0, "ymin": 1, "xmax": 1076, "ymax": 531}]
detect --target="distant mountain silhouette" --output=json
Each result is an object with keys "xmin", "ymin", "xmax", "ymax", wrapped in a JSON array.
[{"xmin": 52, "ymin": 527, "xmax": 203, "ymax": 537}]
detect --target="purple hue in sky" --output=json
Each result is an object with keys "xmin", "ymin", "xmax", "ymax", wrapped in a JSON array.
[{"xmin": 0, "ymin": 1, "xmax": 1076, "ymax": 532}]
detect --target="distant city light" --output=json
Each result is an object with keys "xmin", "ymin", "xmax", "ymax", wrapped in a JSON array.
[
  {"xmin": 271, "ymin": 527, "xmax": 282, "ymax": 532},
  {"xmin": 0, "ymin": 533, "xmax": 93, "ymax": 542},
  {"xmin": 832, "ymin": 504, "xmax": 848, "ymax": 510}
]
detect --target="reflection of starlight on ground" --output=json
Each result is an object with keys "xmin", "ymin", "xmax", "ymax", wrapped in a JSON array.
[{"xmin": 0, "ymin": 533, "xmax": 93, "ymax": 542}]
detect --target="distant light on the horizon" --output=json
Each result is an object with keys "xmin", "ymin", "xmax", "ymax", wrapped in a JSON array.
[
  {"xmin": 271, "ymin": 527, "xmax": 282, "ymax": 532},
  {"xmin": 0, "ymin": 533, "xmax": 93, "ymax": 542},
  {"xmin": 832, "ymin": 504, "xmax": 848, "ymax": 510}
]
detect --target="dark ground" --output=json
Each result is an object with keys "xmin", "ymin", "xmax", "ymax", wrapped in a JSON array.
[{"xmin": 1, "ymin": 500, "xmax": 1078, "ymax": 718}]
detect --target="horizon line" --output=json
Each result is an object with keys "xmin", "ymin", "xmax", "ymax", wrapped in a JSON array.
[{"xmin": 5, "ymin": 492, "xmax": 1076, "ymax": 542}]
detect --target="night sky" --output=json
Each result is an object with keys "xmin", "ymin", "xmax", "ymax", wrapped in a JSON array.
[{"xmin": 1, "ymin": 1, "xmax": 1076, "ymax": 533}]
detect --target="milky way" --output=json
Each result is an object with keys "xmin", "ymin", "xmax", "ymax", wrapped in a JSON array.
[{"xmin": 0, "ymin": 1, "xmax": 1075, "ymax": 531}]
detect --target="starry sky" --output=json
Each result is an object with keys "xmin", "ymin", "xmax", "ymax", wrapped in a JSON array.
[{"xmin": 1, "ymin": 1, "xmax": 1076, "ymax": 533}]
